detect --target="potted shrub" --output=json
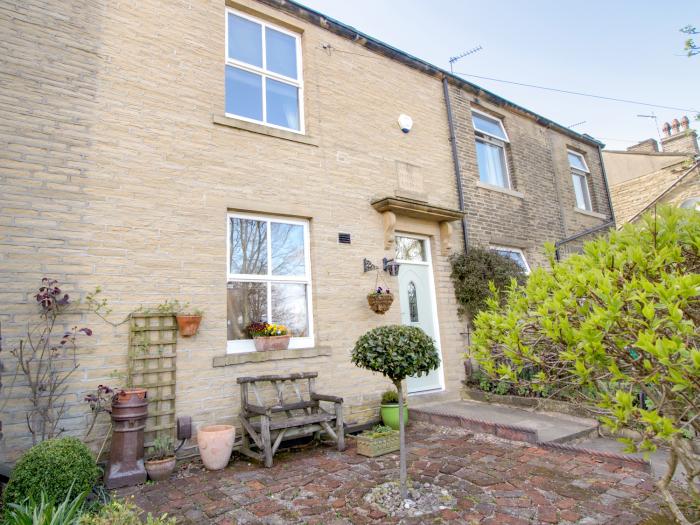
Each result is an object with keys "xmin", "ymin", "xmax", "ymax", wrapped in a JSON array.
[
  {"xmin": 380, "ymin": 389, "xmax": 408, "ymax": 430},
  {"xmin": 352, "ymin": 325, "xmax": 440, "ymax": 499},
  {"xmin": 367, "ymin": 286, "xmax": 393, "ymax": 314},
  {"xmin": 355, "ymin": 425, "xmax": 399, "ymax": 457},
  {"xmin": 145, "ymin": 435, "xmax": 176, "ymax": 481},
  {"xmin": 247, "ymin": 322, "xmax": 290, "ymax": 351}
]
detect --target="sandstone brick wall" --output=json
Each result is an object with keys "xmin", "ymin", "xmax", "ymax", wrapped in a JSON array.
[
  {"xmin": 610, "ymin": 163, "xmax": 700, "ymax": 224},
  {"xmin": 447, "ymin": 86, "xmax": 613, "ymax": 267},
  {"xmin": 0, "ymin": 0, "xmax": 610, "ymax": 463}
]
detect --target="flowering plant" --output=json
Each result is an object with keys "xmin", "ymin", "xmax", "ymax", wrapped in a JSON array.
[
  {"xmin": 368, "ymin": 286, "xmax": 391, "ymax": 296},
  {"xmin": 246, "ymin": 322, "xmax": 288, "ymax": 337}
]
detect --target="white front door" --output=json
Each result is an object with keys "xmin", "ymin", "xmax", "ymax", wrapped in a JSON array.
[{"xmin": 395, "ymin": 235, "xmax": 444, "ymax": 394}]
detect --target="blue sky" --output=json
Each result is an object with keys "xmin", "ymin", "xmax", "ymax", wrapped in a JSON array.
[{"xmin": 297, "ymin": 0, "xmax": 699, "ymax": 150}]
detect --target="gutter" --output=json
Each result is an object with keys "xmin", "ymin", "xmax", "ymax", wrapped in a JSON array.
[{"xmin": 442, "ymin": 76, "xmax": 469, "ymax": 250}]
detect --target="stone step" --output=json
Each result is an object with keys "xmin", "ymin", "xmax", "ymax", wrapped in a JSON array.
[
  {"xmin": 409, "ymin": 398, "xmax": 598, "ymax": 444},
  {"xmin": 408, "ymin": 396, "xmax": 651, "ymax": 473}
]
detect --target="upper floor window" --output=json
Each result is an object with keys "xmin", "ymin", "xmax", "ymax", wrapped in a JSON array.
[
  {"xmin": 568, "ymin": 151, "xmax": 592, "ymax": 211},
  {"xmin": 490, "ymin": 246, "xmax": 530, "ymax": 274},
  {"xmin": 472, "ymin": 110, "xmax": 511, "ymax": 189},
  {"xmin": 227, "ymin": 212, "xmax": 313, "ymax": 353},
  {"xmin": 225, "ymin": 9, "xmax": 303, "ymax": 132}
]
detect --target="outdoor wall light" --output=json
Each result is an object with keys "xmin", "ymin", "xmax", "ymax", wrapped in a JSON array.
[
  {"xmin": 383, "ymin": 258, "xmax": 401, "ymax": 276},
  {"xmin": 397, "ymin": 114, "xmax": 413, "ymax": 134},
  {"xmin": 363, "ymin": 257, "xmax": 400, "ymax": 276}
]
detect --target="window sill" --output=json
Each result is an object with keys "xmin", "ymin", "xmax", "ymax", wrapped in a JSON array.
[
  {"xmin": 476, "ymin": 181, "xmax": 524, "ymax": 199},
  {"xmin": 212, "ymin": 346, "xmax": 331, "ymax": 367},
  {"xmin": 574, "ymin": 207, "xmax": 607, "ymax": 220},
  {"xmin": 212, "ymin": 114, "xmax": 319, "ymax": 146}
]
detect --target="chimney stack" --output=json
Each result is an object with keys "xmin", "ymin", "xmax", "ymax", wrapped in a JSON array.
[{"xmin": 660, "ymin": 115, "xmax": 699, "ymax": 155}]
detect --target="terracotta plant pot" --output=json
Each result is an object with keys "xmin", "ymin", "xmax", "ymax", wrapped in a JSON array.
[
  {"xmin": 367, "ymin": 293, "xmax": 394, "ymax": 314},
  {"xmin": 198, "ymin": 424, "xmax": 235, "ymax": 470},
  {"xmin": 175, "ymin": 314, "xmax": 202, "ymax": 337},
  {"xmin": 253, "ymin": 335, "xmax": 291, "ymax": 351},
  {"xmin": 145, "ymin": 456, "xmax": 176, "ymax": 481}
]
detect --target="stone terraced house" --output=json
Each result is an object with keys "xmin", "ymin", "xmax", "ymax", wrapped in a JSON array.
[
  {"xmin": 604, "ymin": 116, "xmax": 700, "ymax": 224},
  {"xmin": 0, "ymin": 0, "xmax": 614, "ymax": 462}
]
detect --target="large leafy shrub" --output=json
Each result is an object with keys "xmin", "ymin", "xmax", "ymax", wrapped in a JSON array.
[
  {"xmin": 471, "ymin": 206, "xmax": 699, "ymax": 523},
  {"xmin": 450, "ymin": 247, "xmax": 527, "ymax": 320},
  {"xmin": 352, "ymin": 325, "xmax": 439, "ymax": 498},
  {"xmin": 3, "ymin": 437, "xmax": 99, "ymax": 511}
]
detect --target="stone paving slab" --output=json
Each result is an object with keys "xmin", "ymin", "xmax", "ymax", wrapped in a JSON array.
[
  {"xmin": 116, "ymin": 423, "xmax": 680, "ymax": 524},
  {"xmin": 409, "ymin": 398, "xmax": 598, "ymax": 443}
]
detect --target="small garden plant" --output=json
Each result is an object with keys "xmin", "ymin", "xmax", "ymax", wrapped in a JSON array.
[
  {"xmin": 246, "ymin": 322, "xmax": 288, "ymax": 337},
  {"xmin": 381, "ymin": 390, "xmax": 399, "ymax": 405},
  {"xmin": 149, "ymin": 435, "xmax": 175, "ymax": 461},
  {"xmin": 352, "ymin": 325, "xmax": 439, "ymax": 499},
  {"xmin": 363, "ymin": 425, "xmax": 396, "ymax": 438},
  {"xmin": 470, "ymin": 206, "xmax": 699, "ymax": 524}
]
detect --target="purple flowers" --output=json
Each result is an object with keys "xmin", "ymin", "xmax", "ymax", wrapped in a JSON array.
[{"xmin": 374, "ymin": 286, "xmax": 391, "ymax": 295}]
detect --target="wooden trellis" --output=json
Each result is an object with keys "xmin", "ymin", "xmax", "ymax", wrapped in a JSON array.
[{"xmin": 128, "ymin": 313, "xmax": 177, "ymax": 448}]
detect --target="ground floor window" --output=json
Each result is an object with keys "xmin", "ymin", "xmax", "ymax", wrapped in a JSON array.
[
  {"xmin": 226, "ymin": 212, "xmax": 313, "ymax": 353},
  {"xmin": 490, "ymin": 246, "xmax": 531, "ymax": 274}
]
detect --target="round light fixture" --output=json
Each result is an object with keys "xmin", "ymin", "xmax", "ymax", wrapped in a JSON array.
[{"xmin": 397, "ymin": 114, "xmax": 413, "ymax": 134}]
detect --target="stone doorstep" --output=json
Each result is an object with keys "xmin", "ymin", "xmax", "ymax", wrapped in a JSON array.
[{"xmin": 408, "ymin": 400, "xmax": 651, "ymax": 473}]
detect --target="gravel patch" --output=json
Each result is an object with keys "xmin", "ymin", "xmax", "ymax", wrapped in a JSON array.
[{"xmin": 363, "ymin": 480, "xmax": 456, "ymax": 518}]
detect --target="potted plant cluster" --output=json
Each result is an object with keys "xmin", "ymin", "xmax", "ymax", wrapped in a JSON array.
[
  {"xmin": 246, "ymin": 322, "xmax": 290, "ymax": 351},
  {"xmin": 145, "ymin": 435, "xmax": 177, "ymax": 481},
  {"xmin": 355, "ymin": 424, "xmax": 399, "ymax": 457},
  {"xmin": 367, "ymin": 286, "xmax": 393, "ymax": 314},
  {"xmin": 380, "ymin": 389, "xmax": 408, "ymax": 430}
]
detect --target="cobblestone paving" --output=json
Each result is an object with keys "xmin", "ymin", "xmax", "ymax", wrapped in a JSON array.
[{"xmin": 117, "ymin": 423, "xmax": 674, "ymax": 524}]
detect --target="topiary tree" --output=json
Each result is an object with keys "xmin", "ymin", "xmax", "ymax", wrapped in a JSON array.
[
  {"xmin": 352, "ymin": 325, "xmax": 440, "ymax": 499},
  {"xmin": 449, "ymin": 247, "xmax": 527, "ymax": 322},
  {"xmin": 471, "ymin": 206, "xmax": 699, "ymax": 524},
  {"xmin": 2, "ymin": 437, "xmax": 100, "ymax": 512}
]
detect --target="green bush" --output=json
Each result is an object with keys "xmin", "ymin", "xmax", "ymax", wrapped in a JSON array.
[
  {"xmin": 470, "ymin": 206, "xmax": 699, "ymax": 523},
  {"xmin": 352, "ymin": 325, "xmax": 440, "ymax": 385},
  {"xmin": 450, "ymin": 247, "xmax": 527, "ymax": 320},
  {"xmin": 79, "ymin": 498, "xmax": 175, "ymax": 525},
  {"xmin": 3, "ymin": 437, "xmax": 100, "ymax": 511},
  {"xmin": 380, "ymin": 389, "xmax": 399, "ymax": 405},
  {"xmin": 4, "ymin": 490, "xmax": 87, "ymax": 525}
]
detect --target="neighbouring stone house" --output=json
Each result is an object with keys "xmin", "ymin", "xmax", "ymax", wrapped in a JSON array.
[
  {"xmin": 604, "ymin": 116, "xmax": 700, "ymax": 224},
  {"xmin": 0, "ymin": 0, "xmax": 613, "ymax": 462}
]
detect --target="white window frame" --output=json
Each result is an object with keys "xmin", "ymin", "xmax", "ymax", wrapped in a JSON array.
[
  {"xmin": 472, "ymin": 109, "xmax": 510, "ymax": 142},
  {"xmin": 568, "ymin": 150, "xmax": 592, "ymax": 211},
  {"xmin": 490, "ymin": 245, "xmax": 531, "ymax": 274},
  {"xmin": 226, "ymin": 212, "xmax": 314, "ymax": 353},
  {"xmin": 225, "ymin": 8, "xmax": 305, "ymax": 134},
  {"xmin": 472, "ymin": 109, "xmax": 512, "ymax": 189}
]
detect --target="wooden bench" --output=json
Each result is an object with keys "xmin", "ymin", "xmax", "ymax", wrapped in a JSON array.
[{"xmin": 237, "ymin": 372, "xmax": 345, "ymax": 467}]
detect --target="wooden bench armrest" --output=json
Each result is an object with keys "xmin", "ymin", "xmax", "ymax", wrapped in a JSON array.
[
  {"xmin": 244, "ymin": 403, "xmax": 271, "ymax": 416},
  {"xmin": 311, "ymin": 393, "xmax": 343, "ymax": 404}
]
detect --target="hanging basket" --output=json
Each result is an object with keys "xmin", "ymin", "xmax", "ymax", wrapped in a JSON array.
[{"xmin": 367, "ymin": 293, "xmax": 394, "ymax": 314}]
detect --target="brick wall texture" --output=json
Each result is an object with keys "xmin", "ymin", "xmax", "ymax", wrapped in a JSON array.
[{"xmin": 0, "ymin": 0, "xmax": 611, "ymax": 462}]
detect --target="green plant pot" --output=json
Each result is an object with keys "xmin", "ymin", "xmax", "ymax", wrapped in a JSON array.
[{"xmin": 380, "ymin": 404, "xmax": 409, "ymax": 430}]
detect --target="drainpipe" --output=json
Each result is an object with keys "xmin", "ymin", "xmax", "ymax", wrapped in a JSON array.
[
  {"xmin": 442, "ymin": 76, "xmax": 469, "ymax": 251},
  {"xmin": 597, "ymin": 144, "xmax": 617, "ymax": 228}
]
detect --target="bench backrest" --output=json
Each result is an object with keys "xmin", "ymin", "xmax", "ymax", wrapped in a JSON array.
[{"xmin": 238, "ymin": 372, "xmax": 318, "ymax": 412}]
